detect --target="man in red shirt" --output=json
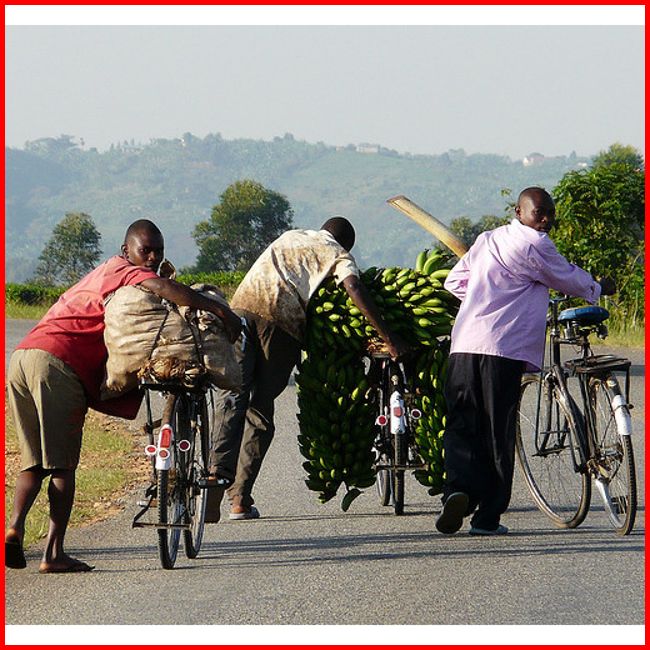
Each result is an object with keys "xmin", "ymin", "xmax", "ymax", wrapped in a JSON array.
[{"xmin": 5, "ymin": 219, "xmax": 241, "ymax": 573}]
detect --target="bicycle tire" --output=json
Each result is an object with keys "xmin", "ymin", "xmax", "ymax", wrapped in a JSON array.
[
  {"xmin": 184, "ymin": 395, "xmax": 209, "ymax": 557},
  {"xmin": 375, "ymin": 367, "xmax": 392, "ymax": 507},
  {"xmin": 516, "ymin": 375, "xmax": 590, "ymax": 528},
  {"xmin": 157, "ymin": 395, "xmax": 184, "ymax": 570},
  {"xmin": 392, "ymin": 433, "xmax": 406, "ymax": 516},
  {"xmin": 376, "ymin": 457, "xmax": 392, "ymax": 506},
  {"xmin": 589, "ymin": 376, "xmax": 637, "ymax": 535}
]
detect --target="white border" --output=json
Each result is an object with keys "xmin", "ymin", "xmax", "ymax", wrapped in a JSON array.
[
  {"xmin": 4, "ymin": 5, "xmax": 646, "ymax": 27},
  {"xmin": 4, "ymin": 624, "xmax": 647, "ymax": 646}
]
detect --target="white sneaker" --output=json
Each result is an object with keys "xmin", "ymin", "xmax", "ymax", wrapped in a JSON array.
[{"xmin": 229, "ymin": 505, "xmax": 260, "ymax": 520}]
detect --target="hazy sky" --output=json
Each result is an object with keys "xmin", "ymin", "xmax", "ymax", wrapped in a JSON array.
[{"xmin": 5, "ymin": 9, "xmax": 645, "ymax": 160}]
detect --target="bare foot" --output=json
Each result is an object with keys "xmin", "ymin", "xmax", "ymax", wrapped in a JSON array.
[{"xmin": 39, "ymin": 555, "xmax": 94, "ymax": 574}]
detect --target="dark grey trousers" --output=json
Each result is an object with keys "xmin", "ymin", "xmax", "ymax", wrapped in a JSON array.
[
  {"xmin": 210, "ymin": 310, "xmax": 301, "ymax": 508},
  {"xmin": 442, "ymin": 352, "xmax": 524, "ymax": 530}
]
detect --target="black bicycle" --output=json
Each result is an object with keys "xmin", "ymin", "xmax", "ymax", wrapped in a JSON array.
[
  {"xmin": 516, "ymin": 296, "xmax": 637, "ymax": 535},
  {"xmin": 370, "ymin": 352, "xmax": 426, "ymax": 515},
  {"xmin": 133, "ymin": 379, "xmax": 215, "ymax": 568}
]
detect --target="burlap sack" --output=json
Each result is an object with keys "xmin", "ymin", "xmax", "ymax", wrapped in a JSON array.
[{"xmin": 102, "ymin": 284, "xmax": 241, "ymax": 398}]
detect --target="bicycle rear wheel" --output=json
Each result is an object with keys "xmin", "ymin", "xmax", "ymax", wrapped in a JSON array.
[
  {"xmin": 516, "ymin": 375, "xmax": 590, "ymax": 528},
  {"xmin": 184, "ymin": 395, "xmax": 209, "ymax": 557},
  {"xmin": 157, "ymin": 395, "xmax": 185, "ymax": 569},
  {"xmin": 376, "ymin": 453, "xmax": 392, "ymax": 506},
  {"xmin": 392, "ymin": 434, "xmax": 406, "ymax": 516},
  {"xmin": 589, "ymin": 376, "xmax": 637, "ymax": 535}
]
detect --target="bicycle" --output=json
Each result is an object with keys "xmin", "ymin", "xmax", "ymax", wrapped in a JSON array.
[
  {"xmin": 369, "ymin": 350, "xmax": 426, "ymax": 515},
  {"xmin": 515, "ymin": 296, "xmax": 637, "ymax": 535},
  {"xmin": 132, "ymin": 377, "xmax": 219, "ymax": 569}
]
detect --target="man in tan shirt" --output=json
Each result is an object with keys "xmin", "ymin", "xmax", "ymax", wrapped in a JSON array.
[{"xmin": 209, "ymin": 216, "xmax": 408, "ymax": 519}]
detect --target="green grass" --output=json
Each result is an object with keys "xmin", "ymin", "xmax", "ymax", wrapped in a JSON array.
[
  {"xmin": 5, "ymin": 301, "xmax": 50, "ymax": 320},
  {"xmin": 5, "ymin": 401, "xmax": 148, "ymax": 549},
  {"xmin": 597, "ymin": 324, "xmax": 645, "ymax": 349}
]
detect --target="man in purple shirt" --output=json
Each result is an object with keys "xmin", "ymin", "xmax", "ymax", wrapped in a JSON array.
[{"xmin": 435, "ymin": 187, "xmax": 616, "ymax": 536}]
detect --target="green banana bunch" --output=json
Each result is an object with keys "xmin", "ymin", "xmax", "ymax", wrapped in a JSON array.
[
  {"xmin": 298, "ymin": 248, "xmax": 459, "ymax": 508},
  {"xmin": 296, "ymin": 348, "xmax": 376, "ymax": 506},
  {"xmin": 410, "ymin": 341, "xmax": 450, "ymax": 494}
]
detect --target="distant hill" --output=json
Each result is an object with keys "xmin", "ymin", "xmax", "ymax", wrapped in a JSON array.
[{"xmin": 5, "ymin": 133, "xmax": 591, "ymax": 282}]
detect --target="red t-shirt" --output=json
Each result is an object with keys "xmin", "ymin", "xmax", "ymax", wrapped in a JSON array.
[{"xmin": 18, "ymin": 256, "xmax": 158, "ymax": 418}]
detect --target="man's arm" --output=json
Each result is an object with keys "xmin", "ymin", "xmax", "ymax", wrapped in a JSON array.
[
  {"xmin": 341, "ymin": 275, "xmax": 410, "ymax": 359},
  {"xmin": 443, "ymin": 253, "xmax": 470, "ymax": 301},
  {"xmin": 140, "ymin": 277, "xmax": 242, "ymax": 343}
]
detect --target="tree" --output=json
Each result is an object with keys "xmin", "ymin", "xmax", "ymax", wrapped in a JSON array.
[
  {"xmin": 592, "ymin": 143, "xmax": 644, "ymax": 170},
  {"xmin": 33, "ymin": 212, "xmax": 102, "ymax": 285},
  {"xmin": 192, "ymin": 180, "xmax": 294, "ymax": 272},
  {"xmin": 552, "ymin": 146, "xmax": 645, "ymax": 323},
  {"xmin": 449, "ymin": 214, "xmax": 510, "ymax": 247}
]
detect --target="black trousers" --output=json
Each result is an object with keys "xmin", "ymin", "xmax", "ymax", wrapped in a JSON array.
[{"xmin": 442, "ymin": 353, "xmax": 524, "ymax": 530}]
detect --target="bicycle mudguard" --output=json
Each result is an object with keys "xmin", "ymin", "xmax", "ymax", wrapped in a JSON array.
[{"xmin": 602, "ymin": 376, "xmax": 634, "ymax": 437}]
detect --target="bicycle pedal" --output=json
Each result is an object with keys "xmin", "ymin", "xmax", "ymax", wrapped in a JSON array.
[{"xmin": 197, "ymin": 476, "xmax": 232, "ymax": 489}]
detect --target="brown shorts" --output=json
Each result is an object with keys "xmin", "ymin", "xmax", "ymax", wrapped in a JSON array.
[{"xmin": 7, "ymin": 349, "xmax": 88, "ymax": 471}]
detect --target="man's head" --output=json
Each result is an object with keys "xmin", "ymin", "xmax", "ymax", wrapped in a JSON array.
[
  {"xmin": 515, "ymin": 187, "xmax": 556, "ymax": 233},
  {"xmin": 321, "ymin": 216, "xmax": 356, "ymax": 251},
  {"xmin": 122, "ymin": 219, "xmax": 164, "ymax": 271}
]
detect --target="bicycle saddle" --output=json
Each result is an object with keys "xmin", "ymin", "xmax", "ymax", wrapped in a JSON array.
[{"xmin": 558, "ymin": 306, "xmax": 609, "ymax": 325}]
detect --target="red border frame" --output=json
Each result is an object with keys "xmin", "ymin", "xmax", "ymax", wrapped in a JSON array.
[{"xmin": 2, "ymin": 4, "xmax": 646, "ymax": 648}]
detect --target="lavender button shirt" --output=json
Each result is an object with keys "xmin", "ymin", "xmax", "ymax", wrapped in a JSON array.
[{"xmin": 444, "ymin": 219, "xmax": 601, "ymax": 371}]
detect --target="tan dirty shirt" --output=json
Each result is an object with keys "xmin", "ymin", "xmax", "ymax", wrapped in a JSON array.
[{"xmin": 231, "ymin": 229, "xmax": 360, "ymax": 341}]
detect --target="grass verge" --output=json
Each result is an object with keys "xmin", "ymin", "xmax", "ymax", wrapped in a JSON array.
[
  {"xmin": 5, "ymin": 301, "xmax": 50, "ymax": 320},
  {"xmin": 5, "ymin": 399, "xmax": 150, "ymax": 549}
]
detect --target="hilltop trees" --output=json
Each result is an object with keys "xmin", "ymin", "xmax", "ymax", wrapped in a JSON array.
[
  {"xmin": 192, "ymin": 180, "xmax": 294, "ymax": 272},
  {"xmin": 552, "ymin": 145, "xmax": 645, "ymax": 325},
  {"xmin": 33, "ymin": 212, "xmax": 102, "ymax": 285}
]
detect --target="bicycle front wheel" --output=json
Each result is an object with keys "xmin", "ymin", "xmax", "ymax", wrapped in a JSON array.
[
  {"xmin": 157, "ymin": 395, "xmax": 184, "ymax": 569},
  {"xmin": 184, "ymin": 396, "xmax": 209, "ymax": 557},
  {"xmin": 589, "ymin": 376, "xmax": 637, "ymax": 535},
  {"xmin": 516, "ymin": 375, "xmax": 590, "ymax": 528}
]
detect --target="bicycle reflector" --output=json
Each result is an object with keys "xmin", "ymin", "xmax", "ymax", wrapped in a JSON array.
[
  {"xmin": 159, "ymin": 424, "xmax": 173, "ymax": 449},
  {"xmin": 375, "ymin": 414, "xmax": 388, "ymax": 426},
  {"xmin": 178, "ymin": 439, "xmax": 191, "ymax": 453},
  {"xmin": 156, "ymin": 424, "xmax": 174, "ymax": 470}
]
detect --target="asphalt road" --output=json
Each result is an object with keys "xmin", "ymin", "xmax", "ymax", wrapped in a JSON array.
[{"xmin": 5, "ymin": 320, "xmax": 645, "ymax": 645}]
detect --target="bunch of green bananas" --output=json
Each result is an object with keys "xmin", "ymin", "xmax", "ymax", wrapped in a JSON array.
[
  {"xmin": 295, "ymin": 349, "xmax": 377, "ymax": 508},
  {"xmin": 410, "ymin": 342, "xmax": 450, "ymax": 494},
  {"xmin": 298, "ymin": 248, "xmax": 458, "ymax": 508}
]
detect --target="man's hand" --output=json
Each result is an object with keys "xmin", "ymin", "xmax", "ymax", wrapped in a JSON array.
[
  {"xmin": 141, "ymin": 276, "xmax": 242, "ymax": 342},
  {"xmin": 598, "ymin": 277, "xmax": 616, "ymax": 296},
  {"xmin": 385, "ymin": 333, "xmax": 412, "ymax": 361}
]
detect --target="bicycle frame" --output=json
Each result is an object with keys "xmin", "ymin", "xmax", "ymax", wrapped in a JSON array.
[
  {"xmin": 532, "ymin": 297, "xmax": 632, "ymax": 475},
  {"xmin": 132, "ymin": 381, "xmax": 210, "ymax": 531},
  {"xmin": 372, "ymin": 355, "xmax": 425, "ymax": 472}
]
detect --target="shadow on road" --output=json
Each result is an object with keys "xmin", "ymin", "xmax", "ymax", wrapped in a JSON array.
[{"xmin": 58, "ymin": 524, "xmax": 645, "ymax": 574}]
